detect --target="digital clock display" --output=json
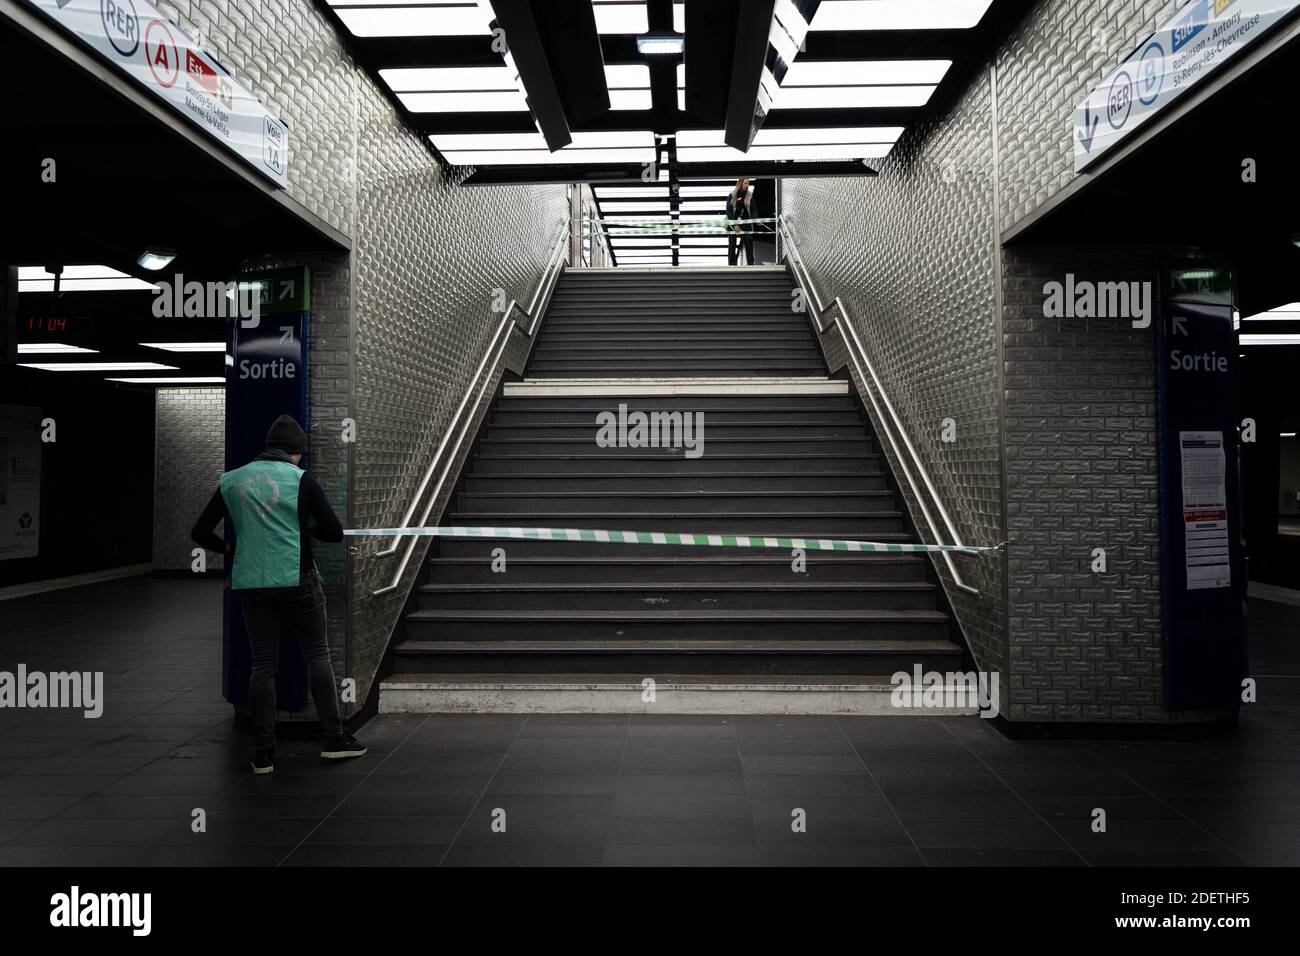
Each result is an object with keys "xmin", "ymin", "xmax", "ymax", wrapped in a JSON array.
[{"xmin": 26, "ymin": 317, "xmax": 69, "ymax": 334}]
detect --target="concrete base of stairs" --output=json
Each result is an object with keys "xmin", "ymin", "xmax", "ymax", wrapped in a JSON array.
[{"xmin": 380, "ymin": 674, "xmax": 978, "ymax": 716}]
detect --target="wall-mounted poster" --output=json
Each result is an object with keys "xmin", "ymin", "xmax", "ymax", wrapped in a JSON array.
[{"xmin": 0, "ymin": 405, "xmax": 42, "ymax": 561}]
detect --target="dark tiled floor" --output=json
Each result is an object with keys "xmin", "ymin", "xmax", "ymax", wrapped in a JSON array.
[{"xmin": 0, "ymin": 577, "xmax": 1298, "ymax": 866}]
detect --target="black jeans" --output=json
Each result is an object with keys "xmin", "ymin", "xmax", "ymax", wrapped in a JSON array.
[
  {"xmin": 240, "ymin": 578, "xmax": 344, "ymax": 751},
  {"xmin": 728, "ymin": 229, "xmax": 754, "ymax": 266}
]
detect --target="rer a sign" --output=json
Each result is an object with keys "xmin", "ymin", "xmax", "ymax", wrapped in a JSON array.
[
  {"xmin": 1073, "ymin": 0, "xmax": 1300, "ymax": 171},
  {"xmin": 20, "ymin": 0, "xmax": 289, "ymax": 187}
]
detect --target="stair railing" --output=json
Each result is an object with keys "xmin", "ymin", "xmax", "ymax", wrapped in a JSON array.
[
  {"xmin": 778, "ymin": 215, "xmax": 980, "ymax": 596},
  {"xmin": 368, "ymin": 222, "xmax": 571, "ymax": 597}
]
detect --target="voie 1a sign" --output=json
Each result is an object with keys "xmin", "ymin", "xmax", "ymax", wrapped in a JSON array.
[
  {"xmin": 1073, "ymin": 0, "xmax": 1300, "ymax": 171},
  {"xmin": 20, "ymin": 0, "xmax": 288, "ymax": 187}
]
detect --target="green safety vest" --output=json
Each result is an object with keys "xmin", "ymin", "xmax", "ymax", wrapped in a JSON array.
[{"xmin": 219, "ymin": 458, "xmax": 306, "ymax": 590}]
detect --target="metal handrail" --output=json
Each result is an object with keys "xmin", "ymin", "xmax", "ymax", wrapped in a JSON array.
[
  {"xmin": 779, "ymin": 215, "xmax": 980, "ymax": 595},
  {"xmin": 369, "ymin": 223, "xmax": 570, "ymax": 596}
]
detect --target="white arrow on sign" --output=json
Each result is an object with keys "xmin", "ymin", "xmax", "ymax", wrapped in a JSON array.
[
  {"xmin": 279, "ymin": 280, "xmax": 294, "ymax": 301},
  {"xmin": 1171, "ymin": 315, "xmax": 1189, "ymax": 337}
]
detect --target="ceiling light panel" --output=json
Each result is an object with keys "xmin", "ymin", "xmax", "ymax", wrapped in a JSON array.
[
  {"xmin": 810, "ymin": 0, "xmax": 994, "ymax": 31},
  {"xmin": 20, "ymin": 362, "xmax": 179, "ymax": 372},
  {"xmin": 331, "ymin": 4, "xmax": 493, "ymax": 38},
  {"xmin": 677, "ymin": 143, "xmax": 893, "ymax": 162},
  {"xmin": 592, "ymin": 0, "xmax": 648, "ymax": 34},
  {"xmin": 107, "ymin": 377, "xmax": 227, "ymax": 385},
  {"xmin": 16, "ymin": 343, "xmax": 99, "ymax": 354},
  {"xmin": 774, "ymin": 85, "xmax": 937, "ymax": 108},
  {"xmin": 678, "ymin": 126, "xmax": 902, "ymax": 147},
  {"xmin": 783, "ymin": 59, "xmax": 951, "ymax": 86},
  {"xmin": 397, "ymin": 91, "xmax": 527, "ymax": 112},
  {"xmin": 379, "ymin": 66, "xmax": 517, "ymax": 92}
]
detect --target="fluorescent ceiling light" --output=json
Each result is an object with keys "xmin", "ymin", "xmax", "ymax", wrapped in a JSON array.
[
  {"xmin": 775, "ymin": 85, "xmax": 937, "ymax": 108},
  {"xmin": 601, "ymin": 201, "xmax": 671, "ymax": 213},
  {"xmin": 678, "ymin": 126, "xmax": 902, "ymax": 147},
  {"xmin": 605, "ymin": 63, "xmax": 651, "ymax": 89},
  {"xmin": 434, "ymin": 130, "xmax": 654, "ymax": 151},
  {"xmin": 1241, "ymin": 303, "xmax": 1300, "ymax": 321},
  {"xmin": 398, "ymin": 91, "xmax": 526, "ymax": 113},
  {"xmin": 637, "ymin": 31, "xmax": 684, "ymax": 55},
  {"xmin": 136, "ymin": 249, "xmax": 175, "ymax": 271},
  {"xmin": 140, "ymin": 342, "xmax": 226, "ymax": 352},
  {"xmin": 609, "ymin": 89, "xmax": 653, "ymax": 110},
  {"xmin": 1240, "ymin": 334, "xmax": 1300, "ymax": 345},
  {"xmin": 379, "ymin": 66, "xmax": 516, "ymax": 92},
  {"xmin": 674, "ymin": 2, "xmax": 683, "ymax": 32},
  {"xmin": 20, "ymin": 362, "xmax": 178, "ymax": 372},
  {"xmin": 16, "ymin": 343, "xmax": 99, "ymax": 355},
  {"xmin": 783, "ymin": 59, "xmax": 951, "ymax": 86},
  {"xmin": 440, "ymin": 147, "xmax": 655, "ymax": 166},
  {"xmin": 593, "ymin": 1, "xmax": 649, "ymax": 34},
  {"xmin": 1281, "ymin": 432, "xmax": 1297, "ymax": 438},
  {"xmin": 810, "ymin": 0, "xmax": 995, "ymax": 31},
  {"xmin": 107, "ymin": 377, "xmax": 227, "ymax": 385},
  {"xmin": 18, "ymin": 265, "xmax": 154, "ymax": 293},
  {"xmin": 331, "ymin": 6, "xmax": 492, "ymax": 38},
  {"xmin": 678, "ymin": 143, "xmax": 893, "ymax": 161},
  {"xmin": 594, "ymin": 187, "xmax": 668, "ymax": 199}
]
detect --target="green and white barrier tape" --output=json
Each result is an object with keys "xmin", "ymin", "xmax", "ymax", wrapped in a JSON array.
[
  {"xmin": 346, "ymin": 526, "xmax": 1001, "ymax": 555},
  {"xmin": 581, "ymin": 216, "xmax": 777, "ymax": 238}
]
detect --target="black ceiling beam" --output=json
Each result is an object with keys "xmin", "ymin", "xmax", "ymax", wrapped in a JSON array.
[
  {"xmin": 411, "ymin": 106, "xmax": 919, "ymax": 137},
  {"xmin": 460, "ymin": 163, "xmax": 650, "ymax": 186},
  {"xmin": 461, "ymin": 160, "xmax": 876, "ymax": 186},
  {"xmin": 486, "ymin": 0, "xmax": 569, "ymax": 150},
  {"xmin": 679, "ymin": 160, "xmax": 876, "ymax": 180},
  {"xmin": 531, "ymin": 0, "xmax": 611, "ymax": 127},
  {"xmin": 348, "ymin": 35, "xmax": 504, "ymax": 69},
  {"xmin": 683, "ymin": 0, "xmax": 738, "ymax": 126},
  {"xmin": 646, "ymin": 0, "xmax": 680, "ymax": 136},
  {"xmin": 723, "ymin": 0, "xmax": 777, "ymax": 151}
]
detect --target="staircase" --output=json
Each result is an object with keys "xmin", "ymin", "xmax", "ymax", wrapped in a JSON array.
[{"xmin": 382, "ymin": 266, "xmax": 967, "ymax": 714}]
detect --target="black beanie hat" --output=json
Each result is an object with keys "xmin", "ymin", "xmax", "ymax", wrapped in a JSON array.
[{"xmin": 266, "ymin": 415, "xmax": 308, "ymax": 454}]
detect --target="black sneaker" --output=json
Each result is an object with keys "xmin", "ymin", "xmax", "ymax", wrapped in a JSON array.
[
  {"xmin": 251, "ymin": 749, "xmax": 275, "ymax": 775},
  {"xmin": 320, "ymin": 735, "xmax": 367, "ymax": 761}
]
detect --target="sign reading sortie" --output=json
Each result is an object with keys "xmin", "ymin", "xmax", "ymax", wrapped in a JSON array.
[{"xmin": 20, "ymin": 0, "xmax": 289, "ymax": 187}]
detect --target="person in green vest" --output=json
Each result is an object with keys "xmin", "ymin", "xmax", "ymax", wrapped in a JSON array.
[{"xmin": 192, "ymin": 414, "xmax": 366, "ymax": 774}]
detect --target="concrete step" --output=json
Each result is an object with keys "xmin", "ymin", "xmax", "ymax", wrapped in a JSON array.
[
  {"xmin": 425, "ymin": 553, "xmax": 930, "ymax": 583},
  {"xmin": 469, "ymin": 453, "xmax": 883, "ymax": 475},
  {"xmin": 392, "ymin": 636, "xmax": 962, "ymax": 676},
  {"xmin": 402, "ymin": 609, "xmax": 950, "ymax": 643},
  {"xmin": 416, "ymin": 580, "xmax": 938, "ymax": 611},
  {"xmin": 379, "ymin": 673, "xmax": 977, "ymax": 715},
  {"xmin": 482, "ymin": 422, "xmax": 867, "ymax": 440},
  {"xmin": 453, "ymin": 491, "xmax": 898, "ymax": 514},
  {"xmin": 460, "ymin": 472, "xmax": 888, "ymax": 492},
  {"xmin": 445, "ymin": 511, "xmax": 907, "ymax": 535},
  {"xmin": 474, "ymin": 437, "xmax": 876, "ymax": 455}
]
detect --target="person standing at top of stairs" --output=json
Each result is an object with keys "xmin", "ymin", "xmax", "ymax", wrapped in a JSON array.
[{"xmin": 727, "ymin": 177, "xmax": 755, "ymax": 266}]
